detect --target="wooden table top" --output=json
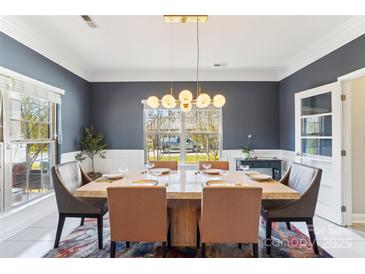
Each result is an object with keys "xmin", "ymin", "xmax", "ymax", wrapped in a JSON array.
[{"xmin": 74, "ymin": 170, "xmax": 300, "ymax": 200}]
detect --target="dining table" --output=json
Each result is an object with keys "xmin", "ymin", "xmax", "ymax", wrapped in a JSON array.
[{"xmin": 73, "ymin": 169, "xmax": 300, "ymax": 247}]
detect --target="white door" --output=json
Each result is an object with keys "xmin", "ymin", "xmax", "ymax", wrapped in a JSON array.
[{"xmin": 295, "ymin": 82, "xmax": 344, "ymax": 225}]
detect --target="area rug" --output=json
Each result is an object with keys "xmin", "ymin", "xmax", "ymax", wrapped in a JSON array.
[{"xmin": 44, "ymin": 217, "xmax": 332, "ymax": 258}]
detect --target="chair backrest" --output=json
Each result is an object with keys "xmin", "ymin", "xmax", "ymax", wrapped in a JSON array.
[
  {"xmin": 53, "ymin": 161, "xmax": 83, "ymax": 192},
  {"xmin": 51, "ymin": 161, "xmax": 89, "ymax": 213},
  {"xmin": 199, "ymin": 161, "xmax": 229, "ymax": 170},
  {"xmin": 287, "ymin": 163, "xmax": 322, "ymax": 195},
  {"xmin": 279, "ymin": 162, "xmax": 322, "ymax": 217},
  {"xmin": 149, "ymin": 160, "xmax": 178, "ymax": 170},
  {"xmin": 201, "ymin": 186, "xmax": 262, "ymax": 244},
  {"xmin": 107, "ymin": 186, "xmax": 167, "ymax": 242}
]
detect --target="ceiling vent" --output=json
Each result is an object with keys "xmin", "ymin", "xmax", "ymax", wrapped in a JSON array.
[{"xmin": 81, "ymin": 15, "xmax": 97, "ymax": 28}]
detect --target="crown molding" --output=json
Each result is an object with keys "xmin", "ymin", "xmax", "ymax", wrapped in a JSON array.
[
  {"xmin": 0, "ymin": 16, "xmax": 90, "ymax": 81},
  {"xmin": 87, "ymin": 68, "xmax": 280, "ymax": 82},
  {"xmin": 278, "ymin": 16, "xmax": 365, "ymax": 80}
]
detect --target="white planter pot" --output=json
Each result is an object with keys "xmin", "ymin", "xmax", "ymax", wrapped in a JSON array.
[{"xmin": 242, "ymin": 152, "xmax": 250, "ymax": 160}]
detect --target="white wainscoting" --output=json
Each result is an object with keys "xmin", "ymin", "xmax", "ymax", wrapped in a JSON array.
[
  {"xmin": 69, "ymin": 149, "xmax": 295, "ymax": 174},
  {"xmin": 62, "ymin": 149, "xmax": 296, "ymax": 174},
  {"xmin": 94, "ymin": 150, "xmax": 145, "ymax": 173}
]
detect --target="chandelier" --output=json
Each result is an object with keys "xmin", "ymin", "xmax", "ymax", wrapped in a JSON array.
[{"xmin": 146, "ymin": 15, "xmax": 226, "ymax": 112}]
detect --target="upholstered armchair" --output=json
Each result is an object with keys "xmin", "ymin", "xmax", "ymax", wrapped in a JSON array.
[
  {"xmin": 261, "ymin": 162, "xmax": 322, "ymax": 255},
  {"xmin": 52, "ymin": 161, "xmax": 108, "ymax": 249}
]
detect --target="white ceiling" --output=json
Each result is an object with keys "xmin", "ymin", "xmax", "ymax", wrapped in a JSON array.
[{"xmin": 1, "ymin": 15, "xmax": 365, "ymax": 81}]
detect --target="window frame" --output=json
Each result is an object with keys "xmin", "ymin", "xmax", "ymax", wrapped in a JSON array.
[
  {"xmin": 143, "ymin": 103, "xmax": 223, "ymax": 165},
  {"xmin": 2, "ymin": 89, "xmax": 57, "ymax": 210}
]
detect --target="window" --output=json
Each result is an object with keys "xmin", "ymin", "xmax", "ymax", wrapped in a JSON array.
[
  {"xmin": 144, "ymin": 105, "xmax": 222, "ymax": 164},
  {"xmin": 1, "ymin": 72, "xmax": 62, "ymax": 211},
  {"xmin": 8, "ymin": 92, "xmax": 56, "ymax": 206}
]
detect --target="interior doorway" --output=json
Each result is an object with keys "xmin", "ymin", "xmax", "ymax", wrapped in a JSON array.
[{"xmin": 340, "ymin": 71, "xmax": 365, "ymax": 226}]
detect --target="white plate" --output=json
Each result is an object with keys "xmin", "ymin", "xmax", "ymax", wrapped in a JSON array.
[
  {"xmin": 103, "ymin": 173, "xmax": 124, "ymax": 180},
  {"xmin": 205, "ymin": 180, "xmax": 231, "ymax": 187},
  {"xmin": 151, "ymin": 168, "xmax": 171, "ymax": 174},
  {"xmin": 204, "ymin": 169, "xmax": 221, "ymax": 175},
  {"xmin": 132, "ymin": 179, "xmax": 159, "ymax": 186},
  {"xmin": 245, "ymin": 171, "xmax": 259, "ymax": 175},
  {"xmin": 249, "ymin": 174, "xmax": 272, "ymax": 181}
]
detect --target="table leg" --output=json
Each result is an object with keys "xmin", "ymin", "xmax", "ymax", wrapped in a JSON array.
[{"xmin": 168, "ymin": 199, "xmax": 201, "ymax": 247}]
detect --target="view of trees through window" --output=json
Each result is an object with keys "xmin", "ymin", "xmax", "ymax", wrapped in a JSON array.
[
  {"xmin": 10, "ymin": 92, "xmax": 55, "ymax": 206},
  {"xmin": 144, "ymin": 107, "xmax": 222, "ymax": 164}
]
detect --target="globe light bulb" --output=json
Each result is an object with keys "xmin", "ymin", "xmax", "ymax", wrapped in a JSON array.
[
  {"xmin": 161, "ymin": 94, "xmax": 176, "ymax": 109},
  {"xmin": 196, "ymin": 93, "xmax": 211, "ymax": 108},
  {"xmin": 179, "ymin": 90, "xmax": 193, "ymax": 103},
  {"xmin": 180, "ymin": 102, "xmax": 192, "ymax": 113},
  {"xmin": 146, "ymin": 96, "xmax": 160, "ymax": 109},
  {"xmin": 213, "ymin": 94, "xmax": 226, "ymax": 108}
]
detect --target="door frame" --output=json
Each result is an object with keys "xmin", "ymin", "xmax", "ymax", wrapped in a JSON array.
[
  {"xmin": 295, "ymin": 82, "xmax": 343, "ymax": 225},
  {"xmin": 338, "ymin": 67, "xmax": 365, "ymax": 226}
]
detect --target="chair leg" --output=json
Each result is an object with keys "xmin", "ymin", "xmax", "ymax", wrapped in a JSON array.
[
  {"xmin": 238, "ymin": 243, "xmax": 242, "ymax": 249},
  {"xmin": 161, "ymin": 242, "xmax": 167, "ymax": 258},
  {"xmin": 306, "ymin": 218, "xmax": 319, "ymax": 255},
  {"xmin": 201, "ymin": 243, "xmax": 206, "ymax": 258},
  {"xmin": 196, "ymin": 223, "xmax": 200, "ymax": 249},
  {"xmin": 97, "ymin": 216, "xmax": 103, "ymax": 249},
  {"xmin": 286, "ymin": 221, "xmax": 291, "ymax": 231},
  {"xmin": 265, "ymin": 219, "xmax": 272, "ymax": 255},
  {"xmin": 80, "ymin": 217, "xmax": 85, "ymax": 226},
  {"xmin": 252, "ymin": 243, "xmax": 259, "ymax": 258},
  {"xmin": 126, "ymin": 241, "xmax": 130, "ymax": 248},
  {"xmin": 167, "ymin": 224, "xmax": 171, "ymax": 248},
  {"xmin": 110, "ymin": 241, "xmax": 116, "ymax": 258},
  {"xmin": 54, "ymin": 213, "xmax": 66, "ymax": 248}
]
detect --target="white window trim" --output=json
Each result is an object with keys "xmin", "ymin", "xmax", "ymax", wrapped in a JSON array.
[
  {"xmin": 0, "ymin": 67, "xmax": 64, "ymax": 212},
  {"xmin": 0, "ymin": 66, "xmax": 65, "ymax": 96}
]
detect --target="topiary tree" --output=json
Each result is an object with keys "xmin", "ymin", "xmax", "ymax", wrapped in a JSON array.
[{"xmin": 75, "ymin": 127, "xmax": 108, "ymax": 177}]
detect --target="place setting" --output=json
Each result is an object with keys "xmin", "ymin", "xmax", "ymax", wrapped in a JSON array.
[
  {"xmin": 239, "ymin": 164, "xmax": 273, "ymax": 182},
  {"xmin": 95, "ymin": 168, "xmax": 129, "ymax": 183}
]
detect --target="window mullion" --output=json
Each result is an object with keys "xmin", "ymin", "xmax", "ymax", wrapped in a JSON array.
[{"xmin": 180, "ymin": 111, "xmax": 186, "ymax": 164}]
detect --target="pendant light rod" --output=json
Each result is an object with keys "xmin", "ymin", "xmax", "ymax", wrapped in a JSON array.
[
  {"xmin": 170, "ymin": 22, "xmax": 173, "ymax": 95},
  {"xmin": 196, "ymin": 15, "xmax": 200, "ymax": 97}
]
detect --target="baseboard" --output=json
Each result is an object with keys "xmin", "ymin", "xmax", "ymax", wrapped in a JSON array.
[
  {"xmin": 0, "ymin": 193, "xmax": 57, "ymax": 242},
  {"xmin": 352, "ymin": 214, "xmax": 365, "ymax": 224}
]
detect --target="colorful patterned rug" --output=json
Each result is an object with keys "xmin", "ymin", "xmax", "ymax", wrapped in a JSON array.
[{"xmin": 44, "ymin": 217, "xmax": 332, "ymax": 258}]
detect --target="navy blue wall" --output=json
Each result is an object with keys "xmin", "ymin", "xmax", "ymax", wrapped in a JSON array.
[
  {"xmin": 90, "ymin": 81, "xmax": 280, "ymax": 150},
  {"xmin": 279, "ymin": 34, "xmax": 365, "ymax": 151},
  {"xmin": 0, "ymin": 32, "xmax": 90, "ymax": 153}
]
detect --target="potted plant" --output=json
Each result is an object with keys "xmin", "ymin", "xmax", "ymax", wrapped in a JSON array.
[
  {"xmin": 75, "ymin": 127, "xmax": 108, "ymax": 180},
  {"xmin": 241, "ymin": 134, "xmax": 253, "ymax": 160}
]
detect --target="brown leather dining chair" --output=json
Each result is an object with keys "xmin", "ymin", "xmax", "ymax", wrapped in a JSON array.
[
  {"xmin": 197, "ymin": 186, "xmax": 262, "ymax": 257},
  {"xmin": 149, "ymin": 160, "xmax": 178, "ymax": 170},
  {"xmin": 107, "ymin": 185, "xmax": 169, "ymax": 258},
  {"xmin": 198, "ymin": 160, "xmax": 229, "ymax": 170},
  {"xmin": 261, "ymin": 162, "xmax": 322, "ymax": 255},
  {"xmin": 52, "ymin": 161, "xmax": 108, "ymax": 249}
]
